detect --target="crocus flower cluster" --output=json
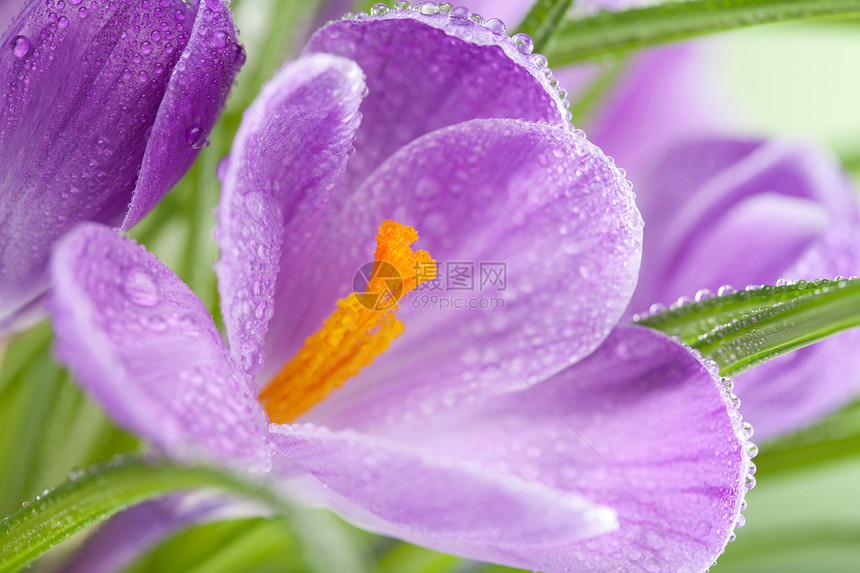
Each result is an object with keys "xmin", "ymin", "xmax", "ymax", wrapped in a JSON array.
[
  {"xmin": 48, "ymin": 5, "xmax": 753, "ymax": 573},
  {"xmin": 0, "ymin": 0, "xmax": 243, "ymax": 332}
]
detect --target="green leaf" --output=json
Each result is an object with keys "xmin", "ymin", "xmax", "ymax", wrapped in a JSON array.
[
  {"xmin": 637, "ymin": 278, "xmax": 860, "ymax": 376},
  {"xmin": 515, "ymin": 0, "xmax": 575, "ymax": 53},
  {"xmin": 0, "ymin": 457, "xmax": 288, "ymax": 573},
  {"xmin": 545, "ymin": 0, "xmax": 860, "ymax": 66}
]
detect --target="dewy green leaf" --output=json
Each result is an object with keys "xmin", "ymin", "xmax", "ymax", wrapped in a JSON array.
[
  {"xmin": 0, "ymin": 457, "xmax": 288, "ymax": 573},
  {"xmin": 545, "ymin": 0, "xmax": 860, "ymax": 65},
  {"xmin": 515, "ymin": 0, "xmax": 575, "ymax": 53},
  {"xmin": 637, "ymin": 278, "xmax": 860, "ymax": 376}
]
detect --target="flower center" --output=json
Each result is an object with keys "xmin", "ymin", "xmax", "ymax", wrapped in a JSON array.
[{"xmin": 259, "ymin": 220, "xmax": 437, "ymax": 424}]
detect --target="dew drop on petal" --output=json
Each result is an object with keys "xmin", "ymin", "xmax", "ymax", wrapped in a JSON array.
[
  {"xmin": 484, "ymin": 18, "xmax": 506, "ymax": 36},
  {"xmin": 124, "ymin": 268, "xmax": 159, "ymax": 307},
  {"xmin": 211, "ymin": 30, "xmax": 230, "ymax": 48},
  {"xmin": 370, "ymin": 2, "xmax": 389, "ymax": 15},
  {"xmin": 419, "ymin": 2, "xmax": 439, "ymax": 15},
  {"xmin": 10, "ymin": 36, "xmax": 31, "ymax": 58},
  {"xmin": 186, "ymin": 126, "xmax": 208, "ymax": 149},
  {"xmin": 240, "ymin": 341, "xmax": 265, "ymax": 375},
  {"xmin": 512, "ymin": 33, "xmax": 534, "ymax": 54}
]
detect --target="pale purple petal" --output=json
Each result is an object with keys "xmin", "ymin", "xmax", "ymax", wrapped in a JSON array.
[
  {"xmin": 632, "ymin": 138, "xmax": 860, "ymax": 440},
  {"xmin": 262, "ymin": 119, "xmax": 642, "ymax": 418},
  {"xmin": 275, "ymin": 326, "xmax": 751, "ymax": 572},
  {"xmin": 215, "ymin": 53, "xmax": 365, "ymax": 372},
  {"xmin": 0, "ymin": 0, "xmax": 240, "ymax": 331},
  {"xmin": 587, "ymin": 43, "xmax": 732, "ymax": 184},
  {"xmin": 305, "ymin": 8, "xmax": 570, "ymax": 193},
  {"xmin": 50, "ymin": 224, "xmax": 271, "ymax": 470},
  {"xmin": 123, "ymin": 0, "xmax": 243, "ymax": 228},
  {"xmin": 271, "ymin": 424, "xmax": 618, "ymax": 550}
]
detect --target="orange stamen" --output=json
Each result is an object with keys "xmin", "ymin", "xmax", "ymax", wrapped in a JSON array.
[{"xmin": 259, "ymin": 220, "xmax": 436, "ymax": 424}]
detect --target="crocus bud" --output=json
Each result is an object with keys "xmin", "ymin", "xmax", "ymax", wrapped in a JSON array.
[{"xmin": 0, "ymin": 0, "xmax": 243, "ymax": 332}]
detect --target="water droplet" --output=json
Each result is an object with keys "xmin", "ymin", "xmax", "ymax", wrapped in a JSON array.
[
  {"xmin": 694, "ymin": 288, "xmax": 713, "ymax": 302},
  {"xmin": 449, "ymin": 5, "xmax": 471, "ymax": 23},
  {"xmin": 186, "ymin": 126, "xmax": 208, "ymax": 149},
  {"xmin": 10, "ymin": 36, "xmax": 31, "ymax": 58},
  {"xmin": 232, "ymin": 45, "xmax": 246, "ymax": 72},
  {"xmin": 484, "ymin": 18, "xmax": 506, "ymax": 36},
  {"xmin": 240, "ymin": 341, "xmax": 265, "ymax": 375},
  {"xmin": 124, "ymin": 268, "xmax": 159, "ymax": 307},
  {"xmin": 531, "ymin": 53, "xmax": 548, "ymax": 68},
  {"xmin": 418, "ymin": 1, "xmax": 439, "ymax": 15},
  {"xmin": 746, "ymin": 442, "xmax": 759, "ymax": 458},
  {"xmin": 717, "ymin": 284, "xmax": 735, "ymax": 296},
  {"xmin": 512, "ymin": 33, "xmax": 534, "ymax": 55},
  {"xmin": 370, "ymin": 3, "xmax": 388, "ymax": 15},
  {"xmin": 210, "ymin": 30, "xmax": 230, "ymax": 48}
]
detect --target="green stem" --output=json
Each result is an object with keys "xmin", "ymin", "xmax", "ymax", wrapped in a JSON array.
[
  {"xmin": 0, "ymin": 458, "xmax": 286, "ymax": 573},
  {"xmin": 638, "ymin": 278, "xmax": 860, "ymax": 376},
  {"xmin": 546, "ymin": 0, "xmax": 860, "ymax": 65}
]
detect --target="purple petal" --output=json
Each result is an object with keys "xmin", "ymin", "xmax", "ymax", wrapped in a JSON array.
[
  {"xmin": 275, "ymin": 326, "xmax": 751, "ymax": 572},
  {"xmin": 587, "ymin": 44, "xmax": 733, "ymax": 184},
  {"xmin": 305, "ymin": 7, "xmax": 570, "ymax": 193},
  {"xmin": 215, "ymin": 53, "xmax": 366, "ymax": 371},
  {"xmin": 50, "ymin": 223, "xmax": 271, "ymax": 470},
  {"xmin": 271, "ymin": 423, "xmax": 618, "ymax": 550},
  {"xmin": 122, "ymin": 0, "xmax": 243, "ymax": 228},
  {"xmin": 262, "ymin": 119, "xmax": 641, "ymax": 418},
  {"xmin": 0, "ymin": 0, "xmax": 240, "ymax": 331},
  {"xmin": 632, "ymin": 138, "xmax": 860, "ymax": 440},
  {"xmin": 0, "ymin": 0, "xmax": 26, "ymax": 34}
]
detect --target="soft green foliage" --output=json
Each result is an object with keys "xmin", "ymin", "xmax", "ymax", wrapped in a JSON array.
[
  {"xmin": 0, "ymin": 458, "xmax": 291, "ymax": 573},
  {"xmin": 546, "ymin": 0, "xmax": 860, "ymax": 65}
]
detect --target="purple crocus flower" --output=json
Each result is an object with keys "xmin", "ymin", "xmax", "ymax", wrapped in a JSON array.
[
  {"xmin": 629, "ymin": 138, "xmax": 860, "ymax": 441},
  {"xmin": 0, "ymin": 0, "xmax": 243, "ymax": 332},
  {"xmin": 50, "ymin": 7, "xmax": 753, "ymax": 572}
]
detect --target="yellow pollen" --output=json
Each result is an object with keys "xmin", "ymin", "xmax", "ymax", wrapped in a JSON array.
[{"xmin": 259, "ymin": 220, "xmax": 437, "ymax": 424}]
